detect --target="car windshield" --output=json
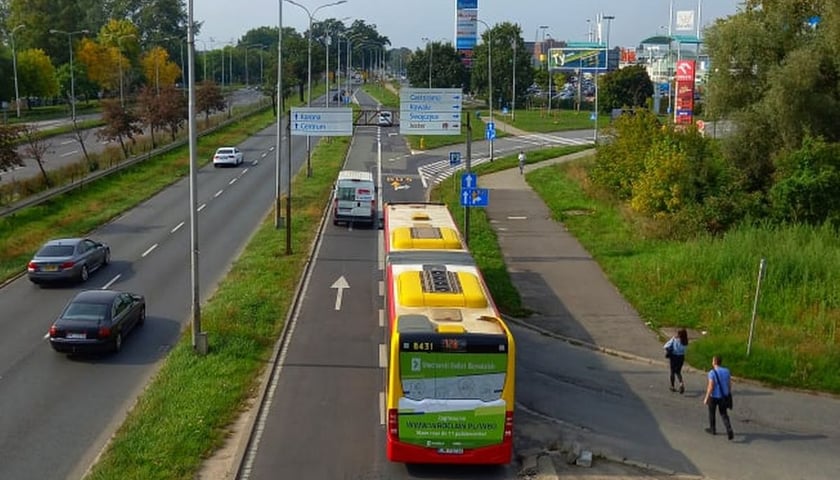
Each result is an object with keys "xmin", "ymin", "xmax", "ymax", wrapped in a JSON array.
[
  {"xmin": 63, "ymin": 302, "xmax": 108, "ymax": 321},
  {"xmin": 37, "ymin": 245, "xmax": 75, "ymax": 257}
]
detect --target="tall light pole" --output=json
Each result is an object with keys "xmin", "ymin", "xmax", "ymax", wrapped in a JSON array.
[
  {"xmin": 511, "ymin": 36, "xmax": 516, "ymax": 122},
  {"xmin": 49, "ymin": 29, "xmax": 89, "ymax": 121},
  {"xmin": 477, "ymin": 19, "xmax": 494, "ymax": 161},
  {"xmin": 284, "ymin": 0, "xmax": 348, "ymax": 177},
  {"xmin": 421, "ymin": 37, "xmax": 432, "ymax": 87},
  {"xmin": 595, "ymin": 14, "xmax": 615, "ymax": 144},
  {"xmin": 10, "ymin": 24, "xmax": 25, "ymax": 118}
]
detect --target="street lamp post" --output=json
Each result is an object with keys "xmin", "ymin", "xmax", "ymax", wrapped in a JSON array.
[
  {"xmin": 421, "ymin": 37, "xmax": 432, "ymax": 87},
  {"xmin": 477, "ymin": 19, "xmax": 494, "ymax": 161},
  {"xmin": 284, "ymin": 0, "xmax": 348, "ymax": 177},
  {"xmin": 10, "ymin": 24, "xmax": 25, "ymax": 118},
  {"xmin": 511, "ymin": 37, "xmax": 516, "ymax": 122},
  {"xmin": 49, "ymin": 29, "xmax": 89, "ymax": 121}
]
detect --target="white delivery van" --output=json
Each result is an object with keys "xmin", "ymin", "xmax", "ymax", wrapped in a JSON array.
[{"xmin": 333, "ymin": 170, "xmax": 377, "ymax": 226}]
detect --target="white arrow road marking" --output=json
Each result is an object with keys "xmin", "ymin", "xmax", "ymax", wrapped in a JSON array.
[{"xmin": 332, "ymin": 275, "xmax": 350, "ymax": 310}]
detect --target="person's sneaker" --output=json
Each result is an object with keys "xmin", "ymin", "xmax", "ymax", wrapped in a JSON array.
[
  {"xmin": 704, "ymin": 427, "xmax": 716, "ymax": 435},
  {"xmin": 679, "ymin": 384, "xmax": 685, "ymax": 394},
  {"xmin": 727, "ymin": 431, "xmax": 734, "ymax": 440},
  {"xmin": 669, "ymin": 386, "xmax": 677, "ymax": 392}
]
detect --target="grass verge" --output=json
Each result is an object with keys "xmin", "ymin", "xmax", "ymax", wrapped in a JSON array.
[
  {"xmin": 527, "ymin": 159, "xmax": 840, "ymax": 394},
  {"xmin": 429, "ymin": 145, "xmax": 591, "ymax": 318},
  {"xmin": 85, "ymin": 135, "xmax": 349, "ymax": 480},
  {"xmin": 501, "ymin": 108, "xmax": 608, "ymax": 132}
]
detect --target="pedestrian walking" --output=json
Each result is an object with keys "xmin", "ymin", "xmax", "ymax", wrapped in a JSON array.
[
  {"xmin": 704, "ymin": 355, "xmax": 734, "ymax": 440},
  {"xmin": 518, "ymin": 150, "xmax": 526, "ymax": 174},
  {"xmin": 664, "ymin": 328, "xmax": 688, "ymax": 393}
]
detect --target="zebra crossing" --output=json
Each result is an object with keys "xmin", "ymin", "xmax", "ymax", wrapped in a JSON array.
[{"xmin": 417, "ymin": 133, "xmax": 592, "ymax": 187}]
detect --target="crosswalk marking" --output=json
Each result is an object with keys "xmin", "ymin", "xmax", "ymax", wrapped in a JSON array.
[{"xmin": 417, "ymin": 133, "xmax": 592, "ymax": 186}]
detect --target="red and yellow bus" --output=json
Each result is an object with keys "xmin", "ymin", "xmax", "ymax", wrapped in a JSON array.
[{"xmin": 383, "ymin": 203, "xmax": 515, "ymax": 464}]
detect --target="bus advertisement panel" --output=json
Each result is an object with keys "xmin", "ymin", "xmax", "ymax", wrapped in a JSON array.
[{"xmin": 397, "ymin": 333, "xmax": 509, "ymax": 452}]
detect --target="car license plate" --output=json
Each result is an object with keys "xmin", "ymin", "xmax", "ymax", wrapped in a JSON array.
[
  {"xmin": 67, "ymin": 332, "xmax": 86, "ymax": 340},
  {"xmin": 437, "ymin": 448, "xmax": 463, "ymax": 455},
  {"xmin": 44, "ymin": 265, "xmax": 59, "ymax": 272}
]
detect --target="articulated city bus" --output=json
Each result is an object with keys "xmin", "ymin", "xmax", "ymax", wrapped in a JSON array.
[{"xmin": 383, "ymin": 203, "xmax": 515, "ymax": 464}]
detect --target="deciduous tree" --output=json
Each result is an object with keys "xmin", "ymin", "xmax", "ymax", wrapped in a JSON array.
[{"xmin": 98, "ymin": 99, "xmax": 143, "ymax": 158}]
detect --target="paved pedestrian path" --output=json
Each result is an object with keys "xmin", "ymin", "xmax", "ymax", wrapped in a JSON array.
[{"xmin": 482, "ymin": 151, "xmax": 665, "ymax": 360}]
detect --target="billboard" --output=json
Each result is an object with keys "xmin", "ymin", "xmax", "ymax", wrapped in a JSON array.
[
  {"xmin": 456, "ymin": 0, "xmax": 477, "ymax": 68},
  {"xmin": 548, "ymin": 48, "xmax": 607, "ymax": 72},
  {"xmin": 674, "ymin": 60, "xmax": 696, "ymax": 125}
]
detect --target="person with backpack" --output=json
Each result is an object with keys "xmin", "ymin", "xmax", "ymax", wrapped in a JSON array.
[
  {"xmin": 704, "ymin": 355, "xmax": 734, "ymax": 440},
  {"xmin": 664, "ymin": 328, "xmax": 688, "ymax": 393}
]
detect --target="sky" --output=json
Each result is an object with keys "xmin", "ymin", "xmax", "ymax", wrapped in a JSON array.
[{"xmin": 193, "ymin": 0, "xmax": 742, "ymax": 50}]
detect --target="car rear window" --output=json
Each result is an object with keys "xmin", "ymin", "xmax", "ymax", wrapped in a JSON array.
[
  {"xmin": 63, "ymin": 302, "xmax": 108, "ymax": 321},
  {"xmin": 217, "ymin": 149, "xmax": 234, "ymax": 155},
  {"xmin": 37, "ymin": 245, "xmax": 75, "ymax": 257}
]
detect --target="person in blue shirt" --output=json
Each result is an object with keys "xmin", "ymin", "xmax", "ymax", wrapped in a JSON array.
[
  {"xmin": 663, "ymin": 328, "xmax": 688, "ymax": 393},
  {"xmin": 704, "ymin": 355, "xmax": 734, "ymax": 440}
]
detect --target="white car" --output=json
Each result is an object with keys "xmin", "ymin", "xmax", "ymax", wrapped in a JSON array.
[
  {"xmin": 213, "ymin": 147, "xmax": 244, "ymax": 167},
  {"xmin": 377, "ymin": 111, "xmax": 393, "ymax": 126}
]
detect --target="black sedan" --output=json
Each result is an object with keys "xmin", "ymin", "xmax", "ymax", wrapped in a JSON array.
[
  {"xmin": 49, "ymin": 290, "xmax": 145, "ymax": 354},
  {"xmin": 27, "ymin": 237, "xmax": 110, "ymax": 285}
]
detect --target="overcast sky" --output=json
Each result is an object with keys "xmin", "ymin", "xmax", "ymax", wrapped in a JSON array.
[{"xmin": 193, "ymin": 0, "xmax": 741, "ymax": 50}]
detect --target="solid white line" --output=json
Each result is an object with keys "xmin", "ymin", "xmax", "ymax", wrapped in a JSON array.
[
  {"xmin": 379, "ymin": 309, "xmax": 385, "ymax": 328},
  {"xmin": 378, "ymin": 230, "xmax": 384, "ymax": 271},
  {"xmin": 229, "ymin": 178, "xmax": 237, "ymax": 185},
  {"xmin": 141, "ymin": 244, "xmax": 158, "ymax": 257},
  {"xmin": 240, "ymin": 212, "xmax": 329, "ymax": 479},
  {"xmin": 102, "ymin": 274, "xmax": 121, "ymax": 290},
  {"xmin": 379, "ymin": 343, "xmax": 388, "ymax": 368},
  {"xmin": 197, "ymin": 203, "xmax": 207, "ymax": 212},
  {"xmin": 214, "ymin": 189, "xmax": 223, "ymax": 198},
  {"xmin": 171, "ymin": 221, "xmax": 184, "ymax": 233},
  {"xmin": 380, "ymin": 391, "xmax": 386, "ymax": 425},
  {"xmin": 60, "ymin": 150, "xmax": 79, "ymax": 157}
]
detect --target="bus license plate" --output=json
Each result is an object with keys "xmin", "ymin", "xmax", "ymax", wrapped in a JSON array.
[{"xmin": 437, "ymin": 448, "xmax": 463, "ymax": 455}]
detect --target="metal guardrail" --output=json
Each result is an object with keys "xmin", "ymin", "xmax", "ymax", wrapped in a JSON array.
[{"xmin": 0, "ymin": 102, "xmax": 270, "ymax": 219}]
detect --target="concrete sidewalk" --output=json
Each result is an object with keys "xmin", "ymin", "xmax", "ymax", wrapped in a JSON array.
[
  {"xmin": 482, "ymin": 153, "xmax": 673, "ymax": 480},
  {"xmin": 482, "ymin": 151, "xmax": 665, "ymax": 361}
]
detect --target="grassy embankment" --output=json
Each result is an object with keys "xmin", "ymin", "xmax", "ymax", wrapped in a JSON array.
[{"xmin": 525, "ymin": 159, "xmax": 840, "ymax": 394}]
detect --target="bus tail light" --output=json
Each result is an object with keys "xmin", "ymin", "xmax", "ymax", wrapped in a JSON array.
[
  {"xmin": 388, "ymin": 408, "xmax": 399, "ymax": 438},
  {"xmin": 504, "ymin": 411, "xmax": 514, "ymax": 438}
]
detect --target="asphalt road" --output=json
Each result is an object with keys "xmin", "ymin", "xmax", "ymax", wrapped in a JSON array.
[
  {"xmin": 0, "ymin": 116, "xmax": 303, "ymax": 480},
  {"xmin": 2, "ymin": 88, "xmax": 266, "ymax": 187},
  {"xmin": 239, "ymin": 90, "xmax": 593, "ymax": 479}
]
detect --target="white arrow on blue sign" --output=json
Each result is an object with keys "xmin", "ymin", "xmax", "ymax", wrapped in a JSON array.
[
  {"xmin": 460, "ymin": 188, "xmax": 489, "ymax": 207},
  {"xmin": 485, "ymin": 122, "xmax": 496, "ymax": 140},
  {"xmin": 461, "ymin": 172, "xmax": 477, "ymax": 189}
]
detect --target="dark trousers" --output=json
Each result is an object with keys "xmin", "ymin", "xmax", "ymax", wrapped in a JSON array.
[
  {"xmin": 707, "ymin": 397, "xmax": 733, "ymax": 434},
  {"xmin": 669, "ymin": 355, "xmax": 685, "ymax": 387}
]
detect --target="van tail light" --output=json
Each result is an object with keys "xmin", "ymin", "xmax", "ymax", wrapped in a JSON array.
[
  {"xmin": 504, "ymin": 411, "xmax": 514, "ymax": 439},
  {"xmin": 388, "ymin": 408, "xmax": 399, "ymax": 439}
]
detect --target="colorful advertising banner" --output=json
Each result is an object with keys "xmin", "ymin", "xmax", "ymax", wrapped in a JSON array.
[
  {"xmin": 548, "ymin": 48, "xmax": 607, "ymax": 72},
  {"xmin": 674, "ymin": 59, "xmax": 696, "ymax": 125},
  {"xmin": 456, "ymin": 0, "xmax": 477, "ymax": 67},
  {"xmin": 398, "ymin": 349, "xmax": 508, "ymax": 449}
]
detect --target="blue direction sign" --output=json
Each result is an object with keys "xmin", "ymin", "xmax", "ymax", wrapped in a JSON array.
[
  {"xmin": 460, "ymin": 188, "xmax": 489, "ymax": 207},
  {"xmin": 399, "ymin": 87, "xmax": 463, "ymax": 135},
  {"xmin": 485, "ymin": 122, "xmax": 496, "ymax": 140},
  {"xmin": 449, "ymin": 151, "xmax": 461, "ymax": 167},
  {"xmin": 461, "ymin": 172, "xmax": 477, "ymax": 189},
  {"xmin": 290, "ymin": 107, "xmax": 353, "ymax": 136}
]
